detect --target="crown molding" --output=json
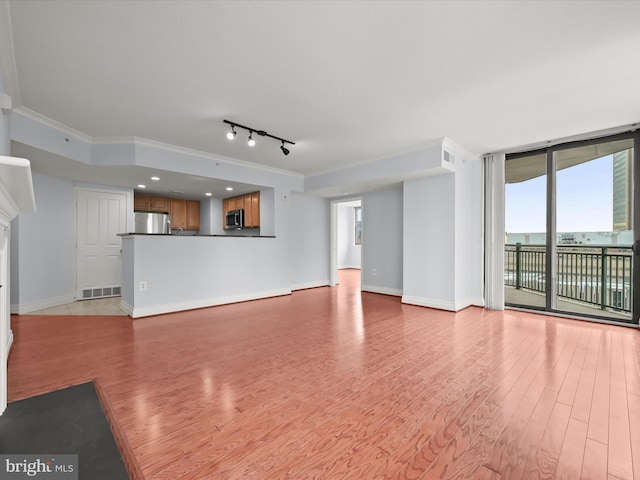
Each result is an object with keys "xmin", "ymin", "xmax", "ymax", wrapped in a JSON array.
[
  {"xmin": 14, "ymin": 106, "xmax": 94, "ymax": 143},
  {"xmin": 17, "ymin": 109, "xmax": 304, "ymax": 180},
  {"xmin": 305, "ymin": 137, "xmax": 447, "ymax": 178}
]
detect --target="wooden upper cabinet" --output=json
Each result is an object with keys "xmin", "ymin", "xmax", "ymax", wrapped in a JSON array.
[
  {"xmin": 244, "ymin": 191, "xmax": 260, "ymax": 228},
  {"xmin": 186, "ymin": 200, "xmax": 200, "ymax": 231},
  {"xmin": 134, "ymin": 194, "xmax": 150, "ymax": 211},
  {"xmin": 170, "ymin": 198, "xmax": 186, "ymax": 229},
  {"xmin": 150, "ymin": 196, "xmax": 170, "ymax": 213},
  {"xmin": 222, "ymin": 191, "xmax": 260, "ymax": 229},
  {"xmin": 134, "ymin": 194, "xmax": 170, "ymax": 213}
]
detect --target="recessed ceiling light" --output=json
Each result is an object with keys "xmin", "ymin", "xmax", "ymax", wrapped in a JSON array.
[
  {"xmin": 226, "ymin": 187, "xmax": 234, "ymax": 191},
  {"xmin": 151, "ymin": 176, "xmax": 160, "ymax": 181},
  {"xmin": 205, "ymin": 192, "xmax": 212, "ymax": 197},
  {"xmin": 138, "ymin": 184, "xmax": 146, "ymax": 189}
]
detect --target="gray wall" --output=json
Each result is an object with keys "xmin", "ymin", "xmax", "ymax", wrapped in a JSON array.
[
  {"xmin": 11, "ymin": 172, "xmax": 75, "ymax": 310},
  {"xmin": 403, "ymin": 174, "xmax": 456, "ymax": 307},
  {"xmin": 0, "ymin": 73, "xmax": 8, "ymax": 156},
  {"xmin": 289, "ymin": 192, "xmax": 330, "ymax": 290},
  {"xmin": 361, "ymin": 185, "xmax": 403, "ymax": 296},
  {"xmin": 455, "ymin": 158, "xmax": 484, "ymax": 306}
]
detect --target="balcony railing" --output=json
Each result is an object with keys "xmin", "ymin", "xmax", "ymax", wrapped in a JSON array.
[{"xmin": 505, "ymin": 244, "xmax": 633, "ymax": 313}]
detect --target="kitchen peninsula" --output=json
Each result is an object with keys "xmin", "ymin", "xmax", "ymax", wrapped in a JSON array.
[
  {"xmin": 122, "ymin": 189, "xmax": 294, "ymax": 318},
  {"xmin": 119, "ymin": 233, "xmax": 289, "ymax": 318}
]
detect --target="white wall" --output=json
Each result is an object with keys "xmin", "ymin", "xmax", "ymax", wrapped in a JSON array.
[
  {"xmin": 337, "ymin": 201, "xmax": 361, "ymax": 269},
  {"xmin": 1, "ymin": 60, "xmax": 11, "ymax": 414},
  {"xmin": 403, "ymin": 174, "xmax": 456, "ymax": 308},
  {"xmin": 454, "ymin": 158, "xmax": 484, "ymax": 307},
  {"xmin": 402, "ymin": 154, "xmax": 484, "ymax": 311},
  {"xmin": 361, "ymin": 186, "xmax": 403, "ymax": 296},
  {"xmin": 121, "ymin": 235, "xmax": 292, "ymax": 317},
  {"xmin": 0, "ymin": 80, "xmax": 8, "ymax": 156},
  {"xmin": 10, "ymin": 172, "xmax": 75, "ymax": 312},
  {"xmin": 289, "ymin": 192, "xmax": 330, "ymax": 290}
]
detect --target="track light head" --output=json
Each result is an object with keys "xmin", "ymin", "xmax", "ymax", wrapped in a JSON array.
[
  {"xmin": 226, "ymin": 125, "xmax": 236, "ymax": 140},
  {"xmin": 223, "ymin": 119, "xmax": 293, "ymax": 154}
]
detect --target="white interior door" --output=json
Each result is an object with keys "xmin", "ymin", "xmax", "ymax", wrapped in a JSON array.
[{"xmin": 76, "ymin": 189, "xmax": 127, "ymax": 300}]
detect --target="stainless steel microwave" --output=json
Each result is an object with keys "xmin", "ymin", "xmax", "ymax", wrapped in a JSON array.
[{"xmin": 225, "ymin": 209, "xmax": 244, "ymax": 230}]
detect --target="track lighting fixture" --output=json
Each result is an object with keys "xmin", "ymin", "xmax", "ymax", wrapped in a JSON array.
[
  {"xmin": 226, "ymin": 125, "xmax": 236, "ymax": 140},
  {"xmin": 224, "ymin": 119, "xmax": 294, "ymax": 156}
]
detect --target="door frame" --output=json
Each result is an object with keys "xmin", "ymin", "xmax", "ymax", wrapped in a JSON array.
[
  {"xmin": 74, "ymin": 186, "xmax": 133, "ymax": 299},
  {"xmin": 329, "ymin": 197, "xmax": 363, "ymax": 287}
]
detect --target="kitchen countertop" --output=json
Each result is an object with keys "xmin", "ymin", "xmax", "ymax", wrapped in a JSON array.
[{"xmin": 118, "ymin": 233, "xmax": 276, "ymax": 238}]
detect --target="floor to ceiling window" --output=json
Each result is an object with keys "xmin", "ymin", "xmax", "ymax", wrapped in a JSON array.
[{"xmin": 504, "ymin": 132, "xmax": 639, "ymax": 324}]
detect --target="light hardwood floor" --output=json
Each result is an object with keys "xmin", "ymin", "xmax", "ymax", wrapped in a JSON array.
[
  {"xmin": 23, "ymin": 297, "xmax": 125, "ymax": 316},
  {"xmin": 8, "ymin": 270, "xmax": 640, "ymax": 479}
]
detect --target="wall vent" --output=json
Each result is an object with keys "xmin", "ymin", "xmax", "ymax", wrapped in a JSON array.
[
  {"xmin": 443, "ymin": 150, "xmax": 455, "ymax": 164},
  {"xmin": 81, "ymin": 286, "xmax": 121, "ymax": 301}
]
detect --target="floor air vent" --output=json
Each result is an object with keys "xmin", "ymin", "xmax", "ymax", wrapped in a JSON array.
[{"xmin": 81, "ymin": 286, "xmax": 121, "ymax": 300}]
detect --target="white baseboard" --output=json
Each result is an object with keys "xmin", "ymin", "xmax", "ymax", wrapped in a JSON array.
[
  {"xmin": 291, "ymin": 281, "xmax": 329, "ymax": 291},
  {"xmin": 465, "ymin": 297, "xmax": 486, "ymax": 308},
  {"xmin": 120, "ymin": 300, "xmax": 134, "ymax": 317},
  {"xmin": 362, "ymin": 284, "xmax": 402, "ymax": 297},
  {"xmin": 6, "ymin": 330, "xmax": 12, "ymax": 360},
  {"xmin": 402, "ymin": 295, "xmax": 457, "ymax": 311},
  {"xmin": 401, "ymin": 295, "xmax": 486, "ymax": 312},
  {"xmin": 130, "ymin": 287, "xmax": 292, "ymax": 318},
  {"xmin": 10, "ymin": 294, "xmax": 75, "ymax": 314}
]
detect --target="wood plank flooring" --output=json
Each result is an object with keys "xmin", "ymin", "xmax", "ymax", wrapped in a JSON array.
[{"xmin": 8, "ymin": 270, "xmax": 640, "ymax": 479}]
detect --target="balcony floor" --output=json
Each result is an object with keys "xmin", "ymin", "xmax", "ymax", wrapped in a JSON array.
[{"xmin": 505, "ymin": 286, "xmax": 632, "ymax": 321}]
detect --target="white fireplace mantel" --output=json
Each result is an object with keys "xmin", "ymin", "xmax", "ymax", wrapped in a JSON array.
[{"xmin": 0, "ymin": 154, "xmax": 36, "ymax": 415}]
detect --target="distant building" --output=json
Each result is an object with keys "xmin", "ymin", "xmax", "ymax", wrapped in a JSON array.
[
  {"xmin": 612, "ymin": 149, "xmax": 632, "ymax": 231},
  {"xmin": 506, "ymin": 230, "xmax": 633, "ymax": 245}
]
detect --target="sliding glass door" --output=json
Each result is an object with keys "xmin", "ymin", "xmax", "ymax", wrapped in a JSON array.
[
  {"xmin": 504, "ymin": 151, "xmax": 547, "ymax": 309},
  {"xmin": 505, "ymin": 132, "xmax": 639, "ymax": 324}
]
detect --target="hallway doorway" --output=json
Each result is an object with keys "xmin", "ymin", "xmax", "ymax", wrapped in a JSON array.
[{"xmin": 331, "ymin": 198, "xmax": 362, "ymax": 288}]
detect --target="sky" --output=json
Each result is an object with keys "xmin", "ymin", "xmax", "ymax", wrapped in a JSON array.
[{"xmin": 505, "ymin": 154, "xmax": 614, "ymax": 233}]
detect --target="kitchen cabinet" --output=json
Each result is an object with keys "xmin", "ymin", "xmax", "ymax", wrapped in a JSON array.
[
  {"xmin": 186, "ymin": 199, "xmax": 200, "ymax": 230},
  {"xmin": 134, "ymin": 194, "xmax": 150, "ymax": 211},
  {"xmin": 134, "ymin": 194, "xmax": 170, "ymax": 213},
  {"xmin": 244, "ymin": 191, "xmax": 260, "ymax": 228},
  {"xmin": 136, "ymin": 193, "xmax": 199, "ymax": 230},
  {"xmin": 170, "ymin": 198, "xmax": 186, "ymax": 229},
  {"xmin": 150, "ymin": 196, "xmax": 170, "ymax": 213},
  {"xmin": 222, "ymin": 191, "xmax": 260, "ymax": 229}
]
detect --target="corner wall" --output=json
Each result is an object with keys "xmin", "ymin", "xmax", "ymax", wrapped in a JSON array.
[
  {"xmin": 11, "ymin": 172, "xmax": 75, "ymax": 312},
  {"xmin": 361, "ymin": 186, "xmax": 403, "ymax": 296},
  {"xmin": 402, "ymin": 153, "xmax": 484, "ymax": 311},
  {"xmin": 289, "ymin": 192, "xmax": 330, "ymax": 290}
]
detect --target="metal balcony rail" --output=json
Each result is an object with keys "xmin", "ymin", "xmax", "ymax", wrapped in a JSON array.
[{"xmin": 504, "ymin": 243, "xmax": 633, "ymax": 313}]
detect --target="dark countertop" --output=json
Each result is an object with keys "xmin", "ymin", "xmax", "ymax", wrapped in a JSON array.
[{"xmin": 118, "ymin": 233, "xmax": 276, "ymax": 238}]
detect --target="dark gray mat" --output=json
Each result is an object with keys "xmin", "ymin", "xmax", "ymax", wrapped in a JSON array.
[{"xmin": 0, "ymin": 382, "xmax": 129, "ymax": 480}]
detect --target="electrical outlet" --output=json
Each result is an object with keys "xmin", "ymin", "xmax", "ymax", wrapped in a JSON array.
[
  {"xmin": 372, "ymin": 268, "xmax": 377, "ymax": 276},
  {"xmin": 289, "ymin": 267, "xmax": 293, "ymax": 274},
  {"xmin": 139, "ymin": 281, "xmax": 148, "ymax": 291}
]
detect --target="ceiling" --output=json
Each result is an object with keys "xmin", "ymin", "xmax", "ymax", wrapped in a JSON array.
[{"xmin": 3, "ymin": 1, "xmax": 640, "ymax": 197}]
